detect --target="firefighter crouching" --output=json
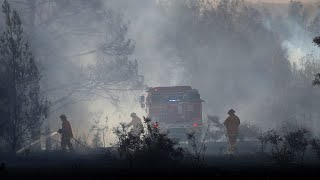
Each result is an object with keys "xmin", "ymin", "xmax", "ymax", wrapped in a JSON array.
[
  {"xmin": 127, "ymin": 113, "xmax": 144, "ymax": 137},
  {"xmin": 58, "ymin": 114, "xmax": 74, "ymax": 152},
  {"xmin": 223, "ymin": 109, "xmax": 240, "ymax": 154}
]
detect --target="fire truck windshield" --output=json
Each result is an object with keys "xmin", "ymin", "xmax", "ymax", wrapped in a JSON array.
[
  {"xmin": 150, "ymin": 95, "xmax": 183, "ymax": 103},
  {"xmin": 150, "ymin": 92, "xmax": 200, "ymax": 104}
]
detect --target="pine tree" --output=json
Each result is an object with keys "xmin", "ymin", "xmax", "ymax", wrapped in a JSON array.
[{"xmin": 0, "ymin": 0, "xmax": 49, "ymax": 152}]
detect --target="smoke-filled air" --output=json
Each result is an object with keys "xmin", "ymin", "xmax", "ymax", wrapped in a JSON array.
[{"xmin": 1, "ymin": 0, "xmax": 320, "ymax": 178}]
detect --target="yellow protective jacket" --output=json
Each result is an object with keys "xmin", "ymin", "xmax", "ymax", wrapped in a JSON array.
[{"xmin": 224, "ymin": 114, "xmax": 240, "ymax": 136}]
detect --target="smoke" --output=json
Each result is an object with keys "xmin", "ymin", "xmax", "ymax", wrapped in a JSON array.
[
  {"xmin": 3, "ymin": 0, "xmax": 320, "ymax": 148},
  {"xmin": 281, "ymin": 19, "xmax": 320, "ymax": 66},
  {"xmin": 104, "ymin": 0, "xmax": 320, "ymax": 134}
]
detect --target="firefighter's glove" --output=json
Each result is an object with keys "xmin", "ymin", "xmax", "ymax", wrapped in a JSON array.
[{"xmin": 58, "ymin": 129, "xmax": 62, "ymax": 134}]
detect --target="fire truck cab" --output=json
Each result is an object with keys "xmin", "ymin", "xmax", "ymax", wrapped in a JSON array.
[{"xmin": 140, "ymin": 86, "xmax": 204, "ymax": 141}]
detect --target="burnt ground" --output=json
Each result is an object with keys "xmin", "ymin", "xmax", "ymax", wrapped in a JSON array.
[{"xmin": 1, "ymin": 141, "xmax": 320, "ymax": 179}]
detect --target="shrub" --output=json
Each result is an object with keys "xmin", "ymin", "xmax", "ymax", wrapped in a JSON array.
[
  {"xmin": 112, "ymin": 122, "xmax": 142, "ymax": 167},
  {"xmin": 310, "ymin": 138, "xmax": 320, "ymax": 160},
  {"xmin": 112, "ymin": 117, "xmax": 184, "ymax": 168},
  {"xmin": 186, "ymin": 130, "xmax": 208, "ymax": 168},
  {"xmin": 258, "ymin": 128, "xmax": 310, "ymax": 165},
  {"xmin": 258, "ymin": 130, "xmax": 272, "ymax": 153},
  {"xmin": 283, "ymin": 128, "xmax": 309, "ymax": 164}
]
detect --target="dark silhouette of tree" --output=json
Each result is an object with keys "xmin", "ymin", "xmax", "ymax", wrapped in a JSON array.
[
  {"xmin": 312, "ymin": 36, "xmax": 320, "ymax": 86},
  {"xmin": 0, "ymin": 0, "xmax": 49, "ymax": 152}
]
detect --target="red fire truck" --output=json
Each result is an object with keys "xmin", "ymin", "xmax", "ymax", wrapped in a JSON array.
[{"xmin": 140, "ymin": 86, "xmax": 204, "ymax": 141}]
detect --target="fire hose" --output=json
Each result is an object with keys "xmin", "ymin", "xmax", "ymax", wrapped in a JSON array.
[
  {"xmin": 71, "ymin": 137, "xmax": 91, "ymax": 150},
  {"xmin": 16, "ymin": 131, "xmax": 92, "ymax": 154},
  {"xmin": 16, "ymin": 132, "xmax": 58, "ymax": 154}
]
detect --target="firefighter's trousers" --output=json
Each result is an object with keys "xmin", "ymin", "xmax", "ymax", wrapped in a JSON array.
[
  {"xmin": 227, "ymin": 134, "xmax": 238, "ymax": 152},
  {"xmin": 61, "ymin": 137, "xmax": 74, "ymax": 152}
]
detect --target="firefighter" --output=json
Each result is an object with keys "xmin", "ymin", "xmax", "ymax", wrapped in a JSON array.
[
  {"xmin": 127, "ymin": 113, "xmax": 144, "ymax": 137},
  {"xmin": 223, "ymin": 109, "xmax": 240, "ymax": 154},
  {"xmin": 58, "ymin": 114, "xmax": 74, "ymax": 152}
]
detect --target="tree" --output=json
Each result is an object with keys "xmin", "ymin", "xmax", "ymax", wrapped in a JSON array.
[
  {"xmin": 89, "ymin": 111, "xmax": 108, "ymax": 148},
  {"xmin": 312, "ymin": 37, "xmax": 320, "ymax": 86},
  {"xmin": 92, "ymin": 131, "xmax": 103, "ymax": 148},
  {"xmin": 8, "ymin": 0, "xmax": 145, "ymax": 112},
  {"xmin": 0, "ymin": 0, "xmax": 48, "ymax": 152}
]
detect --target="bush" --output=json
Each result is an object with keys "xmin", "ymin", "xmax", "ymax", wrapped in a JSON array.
[
  {"xmin": 186, "ymin": 130, "xmax": 209, "ymax": 168},
  {"xmin": 284, "ymin": 128, "xmax": 309, "ymax": 164},
  {"xmin": 310, "ymin": 138, "xmax": 320, "ymax": 160},
  {"xmin": 112, "ymin": 117, "xmax": 184, "ymax": 168},
  {"xmin": 139, "ymin": 117, "xmax": 184, "ymax": 162},
  {"xmin": 258, "ymin": 128, "xmax": 309, "ymax": 165},
  {"xmin": 262, "ymin": 130, "xmax": 295, "ymax": 165},
  {"xmin": 258, "ymin": 130, "xmax": 273, "ymax": 153}
]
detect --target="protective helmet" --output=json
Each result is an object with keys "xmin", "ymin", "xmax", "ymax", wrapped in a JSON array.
[
  {"xmin": 228, "ymin": 109, "xmax": 235, "ymax": 115},
  {"xmin": 60, "ymin": 114, "xmax": 67, "ymax": 120},
  {"xmin": 130, "ymin": 112, "xmax": 136, "ymax": 117}
]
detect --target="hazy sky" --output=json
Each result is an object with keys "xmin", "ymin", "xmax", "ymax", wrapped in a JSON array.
[{"xmin": 251, "ymin": 0, "xmax": 318, "ymax": 3}]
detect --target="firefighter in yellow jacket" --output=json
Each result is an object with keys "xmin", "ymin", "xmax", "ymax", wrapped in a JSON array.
[
  {"xmin": 223, "ymin": 109, "xmax": 240, "ymax": 153},
  {"xmin": 58, "ymin": 114, "xmax": 74, "ymax": 152}
]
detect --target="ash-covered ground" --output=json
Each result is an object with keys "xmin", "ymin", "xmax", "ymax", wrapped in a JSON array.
[{"xmin": 1, "ymin": 141, "xmax": 320, "ymax": 179}]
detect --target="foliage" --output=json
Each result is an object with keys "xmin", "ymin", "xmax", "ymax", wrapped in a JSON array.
[
  {"xmin": 0, "ymin": 0, "xmax": 49, "ymax": 152},
  {"xmin": 284, "ymin": 128, "xmax": 309, "ymax": 163},
  {"xmin": 8, "ymin": 0, "xmax": 146, "ymax": 113},
  {"xmin": 262, "ymin": 129, "xmax": 295, "ymax": 165},
  {"xmin": 312, "ymin": 16, "xmax": 320, "ymax": 85},
  {"xmin": 258, "ymin": 128, "xmax": 310, "ymax": 165},
  {"xmin": 312, "ymin": 73, "xmax": 320, "ymax": 86},
  {"xmin": 310, "ymin": 138, "xmax": 320, "ymax": 160},
  {"xmin": 186, "ymin": 124, "xmax": 210, "ymax": 168},
  {"xmin": 258, "ymin": 130, "xmax": 273, "ymax": 153},
  {"xmin": 112, "ymin": 117, "xmax": 184, "ymax": 168},
  {"xmin": 89, "ymin": 112, "xmax": 108, "ymax": 148},
  {"xmin": 112, "ymin": 122, "xmax": 141, "ymax": 165},
  {"xmin": 92, "ymin": 131, "xmax": 103, "ymax": 148},
  {"xmin": 313, "ymin": 36, "xmax": 320, "ymax": 47}
]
